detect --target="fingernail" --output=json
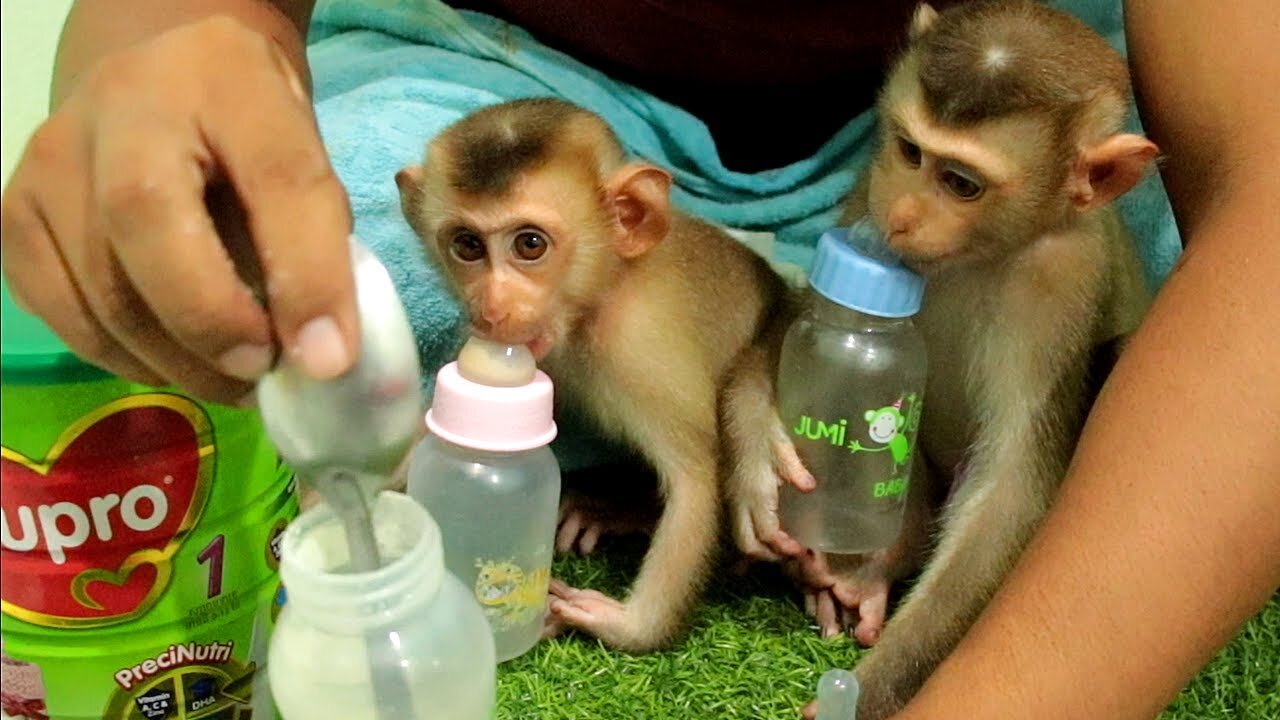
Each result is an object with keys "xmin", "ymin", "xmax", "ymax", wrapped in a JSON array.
[
  {"xmin": 219, "ymin": 343, "xmax": 274, "ymax": 380},
  {"xmin": 291, "ymin": 316, "xmax": 352, "ymax": 380}
]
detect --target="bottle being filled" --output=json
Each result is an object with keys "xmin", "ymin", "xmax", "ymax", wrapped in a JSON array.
[
  {"xmin": 268, "ymin": 491, "xmax": 496, "ymax": 720},
  {"xmin": 778, "ymin": 219, "xmax": 928, "ymax": 554},
  {"xmin": 408, "ymin": 337, "xmax": 561, "ymax": 662}
]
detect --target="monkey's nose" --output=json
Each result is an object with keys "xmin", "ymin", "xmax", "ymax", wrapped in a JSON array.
[
  {"xmin": 887, "ymin": 197, "xmax": 923, "ymax": 236},
  {"xmin": 887, "ymin": 213, "xmax": 915, "ymax": 237},
  {"xmin": 480, "ymin": 302, "xmax": 509, "ymax": 326}
]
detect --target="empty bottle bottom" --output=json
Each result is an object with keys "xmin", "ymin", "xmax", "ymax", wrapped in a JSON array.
[{"xmin": 782, "ymin": 502, "xmax": 905, "ymax": 555}]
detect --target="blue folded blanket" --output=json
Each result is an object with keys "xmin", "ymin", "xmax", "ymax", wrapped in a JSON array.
[{"xmin": 307, "ymin": 0, "xmax": 1181, "ymax": 469}]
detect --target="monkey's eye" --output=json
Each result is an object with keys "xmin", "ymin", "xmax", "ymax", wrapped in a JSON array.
[
  {"xmin": 513, "ymin": 230, "xmax": 549, "ymax": 261},
  {"xmin": 940, "ymin": 170, "xmax": 984, "ymax": 200},
  {"xmin": 450, "ymin": 232, "xmax": 486, "ymax": 262},
  {"xmin": 896, "ymin": 137, "xmax": 922, "ymax": 168}
]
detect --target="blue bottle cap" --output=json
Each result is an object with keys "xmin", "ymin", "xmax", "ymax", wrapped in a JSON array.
[{"xmin": 808, "ymin": 220, "xmax": 925, "ymax": 318}]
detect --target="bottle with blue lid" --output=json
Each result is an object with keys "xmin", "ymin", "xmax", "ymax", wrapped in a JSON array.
[{"xmin": 778, "ymin": 219, "xmax": 928, "ymax": 554}]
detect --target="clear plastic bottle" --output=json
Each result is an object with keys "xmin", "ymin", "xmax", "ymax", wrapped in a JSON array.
[
  {"xmin": 268, "ymin": 491, "xmax": 496, "ymax": 720},
  {"xmin": 408, "ymin": 338, "xmax": 561, "ymax": 662},
  {"xmin": 778, "ymin": 221, "xmax": 928, "ymax": 554}
]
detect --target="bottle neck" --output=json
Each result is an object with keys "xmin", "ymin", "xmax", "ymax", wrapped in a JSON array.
[
  {"xmin": 806, "ymin": 288, "xmax": 915, "ymax": 332},
  {"xmin": 431, "ymin": 431, "xmax": 537, "ymax": 460},
  {"xmin": 279, "ymin": 492, "xmax": 445, "ymax": 633}
]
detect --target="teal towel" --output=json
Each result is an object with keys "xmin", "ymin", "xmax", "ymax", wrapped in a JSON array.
[{"xmin": 307, "ymin": 0, "xmax": 1181, "ymax": 468}]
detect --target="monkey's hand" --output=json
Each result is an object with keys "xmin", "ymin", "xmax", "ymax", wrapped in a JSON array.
[
  {"xmin": 729, "ymin": 435, "xmax": 816, "ymax": 561},
  {"xmin": 556, "ymin": 487, "xmax": 660, "ymax": 555}
]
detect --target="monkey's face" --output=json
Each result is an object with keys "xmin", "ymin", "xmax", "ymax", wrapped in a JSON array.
[
  {"xmin": 422, "ymin": 166, "xmax": 613, "ymax": 360},
  {"xmin": 868, "ymin": 95, "xmax": 1056, "ymax": 273}
]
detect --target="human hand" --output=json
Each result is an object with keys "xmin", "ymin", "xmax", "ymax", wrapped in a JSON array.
[{"xmin": 1, "ymin": 16, "xmax": 356, "ymax": 403}]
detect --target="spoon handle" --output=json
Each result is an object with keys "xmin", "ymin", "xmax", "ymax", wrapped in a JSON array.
[
  {"xmin": 312, "ymin": 471, "xmax": 416, "ymax": 718},
  {"xmin": 320, "ymin": 470, "xmax": 384, "ymax": 571}
]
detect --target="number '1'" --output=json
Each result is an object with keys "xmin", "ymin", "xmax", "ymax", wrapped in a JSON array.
[{"xmin": 197, "ymin": 534, "xmax": 226, "ymax": 599}]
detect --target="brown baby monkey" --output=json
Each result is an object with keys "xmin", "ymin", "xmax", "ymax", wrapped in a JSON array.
[
  {"xmin": 725, "ymin": 2, "xmax": 1157, "ymax": 717},
  {"xmin": 396, "ymin": 98, "xmax": 789, "ymax": 651}
]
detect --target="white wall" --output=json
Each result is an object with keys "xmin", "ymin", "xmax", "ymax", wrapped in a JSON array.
[{"xmin": 1, "ymin": 1, "xmax": 75, "ymax": 184}]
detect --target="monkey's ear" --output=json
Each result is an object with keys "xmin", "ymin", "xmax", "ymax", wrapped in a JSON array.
[
  {"xmin": 1070, "ymin": 134, "xmax": 1159, "ymax": 212},
  {"xmin": 395, "ymin": 165, "xmax": 424, "ymax": 216},
  {"xmin": 910, "ymin": 4, "xmax": 940, "ymax": 39},
  {"xmin": 605, "ymin": 163, "xmax": 672, "ymax": 259}
]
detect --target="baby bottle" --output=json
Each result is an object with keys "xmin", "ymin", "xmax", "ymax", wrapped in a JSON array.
[
  {"xmin": 408, "ymin": 337, "xmax": 561, "ymax": 662},
  {"xmin": 778, "ymin": 220, "xmax": 928, "ymax": 554},
  {"xmin": 268, "ymin": 491, "xmax": 496, "ymax": 720}
]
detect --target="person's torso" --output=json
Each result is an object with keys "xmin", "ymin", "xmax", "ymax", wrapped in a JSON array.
[{"xmin": 451, "ymin": 0, "xmax": 966, "ymax": 170}]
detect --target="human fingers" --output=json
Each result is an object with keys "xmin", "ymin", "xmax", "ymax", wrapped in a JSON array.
[
  {"xmin": 1, "ymin": 166, "xmax": 165, "ymax": 387},
  {"xmin": 198, "ymin": 23, "xmax": 356, "ymax": 380},
  {"xmin": 55, "ymin": 212, "xmax": 255, "ymax": 402},
  {"xmin": 3, "ymin": 19, "xmax": 303, "ymax": 401},
  {"xmin": 85, "ymin": 90, "xmax": 273, "ymax": 396}
]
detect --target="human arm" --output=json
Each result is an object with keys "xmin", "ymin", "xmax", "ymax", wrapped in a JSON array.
[
  {"xmin": 889, "ymin": 1, "xmax": 1280, "ymax": 718},
  {"xmin": 1, "ymin": 0, "xmax": 356, "ymax": 403}
]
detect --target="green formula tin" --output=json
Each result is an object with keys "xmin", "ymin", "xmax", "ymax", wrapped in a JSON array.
[{"xmin": 1, "ymin": 279, "xmax": 297, "ymax": 720}]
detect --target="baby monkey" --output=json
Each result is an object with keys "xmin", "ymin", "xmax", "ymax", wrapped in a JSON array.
[
  {"xmin": 397, "ymin": 98, "xmax": 788, "ymax": 651},
  {"xmin": 727, "ymin": 2, "xmax": 1157, "ymax": 717}
]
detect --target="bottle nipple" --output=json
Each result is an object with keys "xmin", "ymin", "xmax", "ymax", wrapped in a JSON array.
[{"xmin": 456, "ymin": 336, "xmax": 537, "ymax": 387}]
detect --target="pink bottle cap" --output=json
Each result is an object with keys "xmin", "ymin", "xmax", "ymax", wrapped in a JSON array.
[{"xmin": 425, "ymin": 362, "xmax": 557, "ymax": 452}]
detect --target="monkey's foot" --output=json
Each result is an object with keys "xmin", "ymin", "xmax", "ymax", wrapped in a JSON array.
[
  {"xmin": 556, "ymin": 489, "xmax": 658, "ymax": 555},
  {"xmin": 789, "ymin": 550, "xmax": 895, "ymax": 646}
]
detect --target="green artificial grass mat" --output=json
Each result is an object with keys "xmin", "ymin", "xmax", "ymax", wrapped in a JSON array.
[{"xmin": 495, "ymin": 541, "xmax": 1280, "ymax": 720}]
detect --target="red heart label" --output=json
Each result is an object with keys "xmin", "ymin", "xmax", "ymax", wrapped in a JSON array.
[{"xmin": 1, "ymin": 394, "xmax": 214, "ymax": 628}]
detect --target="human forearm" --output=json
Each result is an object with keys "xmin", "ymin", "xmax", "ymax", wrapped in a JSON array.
[{"xmin": 53, "ymin": 0, "xmax": 317, "ymax": 106}]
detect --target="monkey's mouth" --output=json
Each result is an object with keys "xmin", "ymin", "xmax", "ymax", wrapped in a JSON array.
[
  {"xmin": 889, "ymin": 244, "xmax": 966, "ymax": 275},
  {"xmin": 469, "ymin": 326, "xmax": 555, "ymax": 361},
  {"xmin": 526, "ymin": 335, "xmax": 554, "ymax": 361}
]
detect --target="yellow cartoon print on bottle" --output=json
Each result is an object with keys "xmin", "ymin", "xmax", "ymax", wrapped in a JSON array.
[{"xmin": 472, "ymin": 559, "xmax": 550, "ymax": 630}]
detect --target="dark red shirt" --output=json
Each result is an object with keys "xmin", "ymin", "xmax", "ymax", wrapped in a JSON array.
[{"xmin": 451, "ymin": 1, "xmax": 964, "ymax": 171}]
